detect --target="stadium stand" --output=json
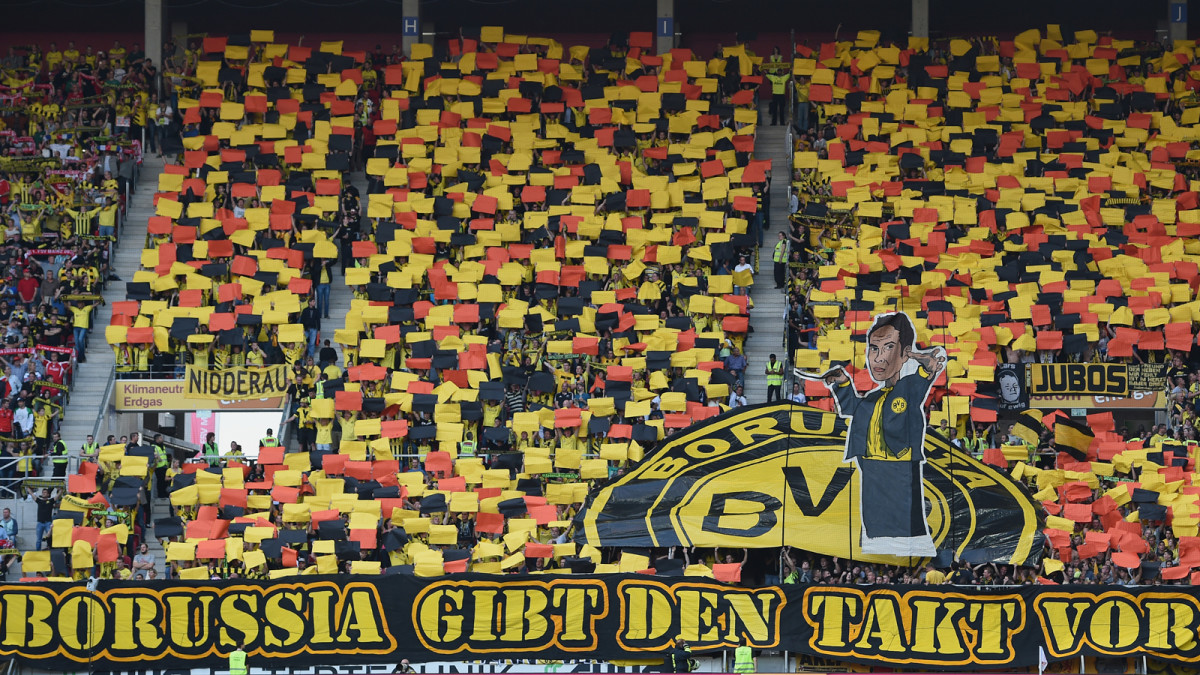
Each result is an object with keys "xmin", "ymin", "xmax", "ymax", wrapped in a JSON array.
[
  {"xmin": 20, "ymin": 28, "xmax": 768, "ymax": 581},
  {"xmin": 9, "ymin": 22, "xmax": 1200, "ymax": 592},
  {"xmin": 0, "ymin": 39, "xmax": 151, "ymax": 575},
  {"xmin": 783, "ymin": 28, "xmax": 1200, "ymax": 585}
]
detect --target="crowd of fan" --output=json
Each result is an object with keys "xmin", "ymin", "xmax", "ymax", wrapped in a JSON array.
[
  {"xmin": 775, "ymin": 27, "xmax": 1200, "ymax": 585},
  {"xmin": 0, "ymin": 39, "xmax": 148, "ymax": 520},
  {"xmin": 11, "ymin": 24, "xmax": 1200, "ymax": 587},
  {"xmin": 6, "ymin": 25, "xmax": 774, "ymax": 581}
]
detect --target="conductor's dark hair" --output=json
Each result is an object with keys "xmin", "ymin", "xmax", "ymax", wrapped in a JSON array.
[{"xmin": 868, "ymin": 312, "xmax": 915, "ymax": 350}]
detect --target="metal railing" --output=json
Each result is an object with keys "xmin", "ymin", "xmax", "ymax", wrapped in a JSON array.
[
  {"xmin": 0, "ymin": 457, "xmax": 61, "ymax": 500},
  {"xmin": 113, "ymin": 363, "xmax": 303, "ymax": 379},
  {"xmin": 60, "ymin": 365, "xmax": 119, "ymax": 476},
  {"xmin": 276, "ymin": 397, "xmax": 293, "ymax": 449},
  {"xmin": 89, "ymin": 365, "xmax": 116, "ymax": 443},
  {"xmin": 113, "ymin": 364, "xmax": 187, "ymax": 379}
]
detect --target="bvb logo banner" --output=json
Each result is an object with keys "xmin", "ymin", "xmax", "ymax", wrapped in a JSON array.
[{"xmin": 574, "ymin": 401, "xmax": 1044, "ymax": 566}]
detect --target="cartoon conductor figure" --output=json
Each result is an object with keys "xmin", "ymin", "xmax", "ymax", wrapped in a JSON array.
[{"xmin": 821, "ymin": 312, "xmax": 944, "ymax": 557}]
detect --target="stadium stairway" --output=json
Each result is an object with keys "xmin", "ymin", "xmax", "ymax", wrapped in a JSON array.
[
  {"xmin": 57, "ymin": 156, "xmax": 166, "ymax": 461},
  {"xmin": 282, "ymin": 170, "xmax": 362, "ymax": 453},
  {"xmin": 321, "ymin": 171, "xmax": 363, "ymax": 351},
  {"xmin": 5, "ymin": 154, "xmax": 166, "ymax": 576},
  {"xmin": 742, "ymin": 123, "xmax": 791, "ymax": 404}
]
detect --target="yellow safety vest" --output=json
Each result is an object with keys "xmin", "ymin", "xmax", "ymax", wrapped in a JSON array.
[
  {"xmin": 773, "ymin": 240, "xmax": 788, "ymax": 263},
  {"xmin": 734, "ymin": 645, "xmax": 755, "ymax": 673},
  {"xmin": 766, "ymin": 361, "xmax": 784, "ymax": 386},
  {"xmin": 228, "ymin": 649, "xmax": 247, "ymax": 675}
]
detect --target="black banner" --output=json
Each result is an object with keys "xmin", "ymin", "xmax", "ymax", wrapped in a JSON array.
[
  {"xmin": 1030, "ymin": 363, "xmax": 1129, "ymax": 396},
  {"xmin": 4, "ymin": 579, "xmax": 1200, "ymax": 670},
  {"xmin": 996, "ymin": 363, "xmax": 1029, "ymax": 412},
  {"xmin": 574, "ymin": 403, "xmax": 1044, "ymax": 566},
  {"xmin": 1128, "ymin": 363, "xmax": 1169, "ymax": 391}
]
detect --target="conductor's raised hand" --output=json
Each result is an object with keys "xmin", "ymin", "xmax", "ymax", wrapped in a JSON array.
[{"xmin": 823, "ymin": 366, "xmax": 849, "ymax": 385}]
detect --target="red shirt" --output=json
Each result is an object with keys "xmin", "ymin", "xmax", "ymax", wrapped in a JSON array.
[
  {"xmin": 0, "ymin": 408, "xmax": 15, "ymax": 434},
  {"xmin": 16, "ymin": 277, "xmax": 38, "ymax": 303},
  {"xmin": 45, "ymin": 360, "xmax": 65, "ymax": 384}
]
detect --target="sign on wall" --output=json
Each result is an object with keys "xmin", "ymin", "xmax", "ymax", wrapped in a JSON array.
[{"xmin": 114, "ymin": 380, "xmax": 286, "ymax": 411}]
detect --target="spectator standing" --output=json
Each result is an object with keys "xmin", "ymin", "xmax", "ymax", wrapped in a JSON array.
[
  {"xmin": 201, "ymin": 432, "xmax": 219, "ymax": 465},
  {"xmin": 772, "ymin": 232, "xmax": 789, "ymax": 289},
  {"xmin": 0, "ymin": 506, "xmax": 15, "ymax": 577},
  {"xmin": 300, "ymin": 296, "xmax": 320, "ymax": 358},
  {"xmin": 30, "ymin": 487, "xmax": 57, "ymax": 551},
  {"xmin": 766, "ymin": 70, "xmax": 789, "ymax": 125},
  {"xmin": 16, "ymin": 269, "xmax": 39, "ymax": 309},
  {"xmin": 48, "ymin": 432, "xmax": 67, "ymax": 478},
  {"xmin": 733, "ymin": 255, "xmax": 753, "ymax": 295},
  {"xmin": 154, "ymin": 95, "xmax": 173, "ymax": 158},
  {"xmin": 924, "ymin": 563, "xmax": 947, "ymax": 585},
  {"xmin": 69, "ymin": 298, "xmax": 102, "ymax": 361},
  {"xmin": 765, "ymin": 354, "xmax": 784, "ymax": 402},
  {"xmin": 0, "ymin": 507, "xmax": 17, "ymax": 547},
  {"xmin": 228, "ymin": 644, "xmax": 247, "ymax": 675},
  {"xmin": 318, "ymin": 340, "xmax": 338, "ymax": 370},
  {"xmin": 12, "ymin": 400, "xmax": 31, "ymax": 439},
  {"xmin": 152, "ymin": 434, "xmax": 169, "ymax": 498},
  {"xmin": 79, "ymin": 435, "xmax": 99, "ymax": 464},
  {"xmin": 733, "ymin": 637, "xmax": 757, "ymax": 673},
  {"xmin": 316, "ymin": 260, "xmax": 333, "ymax": 319}
]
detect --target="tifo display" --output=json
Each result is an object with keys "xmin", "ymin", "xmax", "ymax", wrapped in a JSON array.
[{"xmin": 4, "ymin": 17, "xmax": 1200, "ymax": 673}]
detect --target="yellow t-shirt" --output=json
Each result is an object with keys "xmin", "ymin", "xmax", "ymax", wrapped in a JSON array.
[
  {"xmin": 338, "ymin": 414, "xmax": 357, "ymax": 442},
  {"xmin": 97, "ymin": 205, "xmax": 118, "ymax": 228},
  {"xmin": 70, "ymin": 305, "xmax": 93, "ymax": 329},
  {"xmin": 283, "ymin": 344, "xmax": 304, "ymax": 367},
  {"xmin": 133, "ymin": 97, "xmax": 148, "ymax": 126},
  {"xmin": 21, "ymin": 212, "xmax": 41, "ymax": 241},
  {"xmin": 191, "ymin": 347, "xmax": 209, "ymax": 369},
  {"xmin": 315, "ymin": 420, "xmax": 334, "ymax": 445},
  {"xmin": 33, "ymin": 411, "xmax": 50, "ymax": 438}
]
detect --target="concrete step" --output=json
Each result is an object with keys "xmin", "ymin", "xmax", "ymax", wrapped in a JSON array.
[{"xmin": 742, "ymin": 125, "xmax": 792, "ymax": 405}]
